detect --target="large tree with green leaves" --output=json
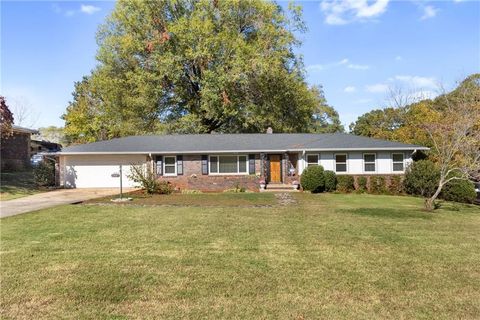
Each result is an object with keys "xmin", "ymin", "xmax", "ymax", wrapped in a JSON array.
[{"xmin": 63, "ymin": 0, "xmax": 342, "ymax": 142}]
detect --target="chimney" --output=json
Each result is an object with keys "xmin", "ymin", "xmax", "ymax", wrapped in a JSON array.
[{"xmin": 266, "ymin": 127, "xmax": 273, "ymax": 134}]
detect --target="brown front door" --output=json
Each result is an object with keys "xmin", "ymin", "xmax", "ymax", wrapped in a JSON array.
[{"xmin": 269, "ymin": 155, "xmax": 281, "ymax": 183}]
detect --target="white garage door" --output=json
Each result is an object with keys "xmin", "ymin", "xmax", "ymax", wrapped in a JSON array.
[{"xmin": 63, "ymin": 155, "xmax": 147, "ymax": 188}]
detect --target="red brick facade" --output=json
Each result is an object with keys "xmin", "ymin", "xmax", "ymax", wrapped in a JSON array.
[
  {"xmin": 156, "ymin": 154, "xmax": 262, "ymax": 192},
  {"xmin": 0, "ymin": 131, "xmax": 31, "ymax": 170}
]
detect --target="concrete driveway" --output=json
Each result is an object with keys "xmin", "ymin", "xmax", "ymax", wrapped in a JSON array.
[{"xmin": 0, "ymin": 188, "xmax": 135, "ymax": 218}]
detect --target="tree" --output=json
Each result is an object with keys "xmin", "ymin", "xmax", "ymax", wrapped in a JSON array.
[
  {"xmin": 310, "ymin": 86, "xmax": 344, "ymax": 133},
  {"xmin": 0, "ymin": 96, "xmax": 14, "ymax": 138},
  {"xmin": 9, "ymin": 97, "xmax": 39, "ymax": 128},
  {"xmin": 35, "ymin": 126, "xmax": 71, "ymax": 146},
  {"xmin": 423, "ymin": 77, "xmax": 480, "ymax": 211},
  {"xmin": 349, "ymin": 107, "xmax": 404, "ymax": 139},
  {"xmin": 63, "ymin": 0, "xmax": 342, "ymax": 142}
]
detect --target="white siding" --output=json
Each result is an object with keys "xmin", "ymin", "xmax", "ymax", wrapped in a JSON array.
[
  {"xmin": 298, "ymin": 150, "xmax": 414, "ymax": 175},
  {"xmin": 61, "ymin": 154, "xmax": 147, "ymax": 188}
]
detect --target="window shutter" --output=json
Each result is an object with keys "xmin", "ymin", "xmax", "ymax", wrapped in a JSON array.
[
  {"xmin": 248, "ymin": 154, "xmax": 255, "ymax": 174},
  {"xmin": 177, "ymin": 155, "xmax": 183, "ymax": 175},
  {"xmin": 201, "ymin": 155, "xmax": 208, "ymax": 175},
  {"xmin": 156, "ymin": 155, "xmax": 163, "ymax": 176}
]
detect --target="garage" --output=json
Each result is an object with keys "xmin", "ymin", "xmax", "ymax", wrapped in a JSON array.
[{"xmin": 60, "ymin": 154, "xmax": 147, "ymax": 188}]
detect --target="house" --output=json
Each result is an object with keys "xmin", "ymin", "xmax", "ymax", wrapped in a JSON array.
[
  {"xmin": 0, "ymin": 125, "xmax": 38, "ymax": 170},
  {"xmin": 57, "ymin": 133, "xmax": 428, "ymax": 191},
  {"xmin": 30, "ymin": 139, "xmax": 62, "ymax": 155}
]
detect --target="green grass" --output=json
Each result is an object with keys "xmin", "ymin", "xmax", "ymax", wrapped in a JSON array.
[
  {"xmin": 87, "ymin": 192, "xmax": 276, "ymax": 207},
  {"xmin": 1, "ymin": 193, "xmax": 479, "ymax": 319},
  {"xmin": 0, "ymin": 171, "xmax": 40, "ymax": 201}
]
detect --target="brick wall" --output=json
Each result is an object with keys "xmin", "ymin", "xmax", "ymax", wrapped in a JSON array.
[
  {"xmin": 157, "ymin": 154, "xmax": 261, "ymax": 192},
  {"xmin": 0, "ymin": 132, "xmax": 31, "ymax": 170}
]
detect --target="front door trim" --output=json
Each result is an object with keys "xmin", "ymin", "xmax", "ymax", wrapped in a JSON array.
[{"xmin": 268, "ymin": 154, "xmax": 282, "ymax": 183}]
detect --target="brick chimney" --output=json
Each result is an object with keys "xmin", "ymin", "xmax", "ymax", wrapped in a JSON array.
[{"xmin": 266, "ymin": 127, "xmax": 273, "ymax": 134}]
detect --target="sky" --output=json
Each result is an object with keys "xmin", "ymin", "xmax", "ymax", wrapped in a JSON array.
[{"xmin": 1, "ymin": 0, "xmax": 479, "ymax": 129}]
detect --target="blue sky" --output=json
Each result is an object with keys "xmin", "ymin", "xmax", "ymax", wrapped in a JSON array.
[{"xmin": 1, "ymin": 0, "xmax": 479, "ymax": 129}]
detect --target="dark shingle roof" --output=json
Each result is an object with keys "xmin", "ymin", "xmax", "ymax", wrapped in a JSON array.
[{"xmin": 59, "ymin": 133, "xmax": 428, "ymax": 154}]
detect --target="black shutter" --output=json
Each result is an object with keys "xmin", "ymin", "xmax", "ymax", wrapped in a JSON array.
[
  {"xmin": 156, "ymin": 155, "xmax": 163, "ymax": 176},
  {"xmin": 201, "ymin": 155, "xmax": 208, "ymax": 175},
  {"xmin": 248, "ymin": 154, "xmax": 255, "ymax": 174},
  {"xmin": 177, "ymin": 155, "xmax": 183, "ymax": 175}
]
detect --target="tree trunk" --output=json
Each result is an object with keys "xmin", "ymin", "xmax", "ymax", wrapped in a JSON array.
[{"xmin": 425, "ymin": 181, "xmax": 444, "ymax": 211}]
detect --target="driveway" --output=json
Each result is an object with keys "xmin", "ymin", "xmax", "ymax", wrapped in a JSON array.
[{"xmin": 0, "ymin": 188, "xmax": 135, "ymax": 218}]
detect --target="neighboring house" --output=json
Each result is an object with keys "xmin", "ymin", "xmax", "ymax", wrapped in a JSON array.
[
  {"xmin": 30, "ymin": 140, "xmax": 62, "ymax": 155},
  {"xmin": 57, "ymin": 133, "xmax": 428, "ymax": 191},
  {"xmin": 0, "ymin": 125, "xmax": 38, "ymax": 170}
]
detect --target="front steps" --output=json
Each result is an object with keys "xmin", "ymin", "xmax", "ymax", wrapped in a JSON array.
[{"xmin": 260, "ymin": 183, "xmax": 299, "ymax": 192}]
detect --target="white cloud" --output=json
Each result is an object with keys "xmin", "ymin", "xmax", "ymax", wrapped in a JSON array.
[
  {"xmin": 320, "ymin": 0, "xmax": 390, "ymax": 25},
  {"xmin": 347, "ymin": 63, "xmax": 370, "ymax": 70},
  {"xmin": 80, "ymin": 4, "xmax": 101, "ymax": 15},
  {"xmin": 344, "ymin": 86, "xmax": 357, "ymax": 93},
  {"xmin": 392, "ymin": 75, "xmax": 438, "ymax": 89},
  {"xmin": 365, "ymin": 83, "xmax": 389, "ymax": 93},
  {"xmin": 307, "ymin": 58, "xmax": 369, "ymax": 73},
  {"xmin": 395, "ymin": 55, "xmax": 402, "ymax": 61},
  {"xmin": 420, "ymin": 5, "xmax": 438, "ymax": 20}
]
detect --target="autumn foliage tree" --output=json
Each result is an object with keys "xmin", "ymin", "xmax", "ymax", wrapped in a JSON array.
[
  {"xmin": 0, "ymin": 96, "xmax": 14, "ymax": 138},
  {"xmin": 63, "ymin": 0, "xmax": 343, "ymax": 142},
  {"xmin": 422, "ymin": 78, "xmax": 480, "ymax": 211}
]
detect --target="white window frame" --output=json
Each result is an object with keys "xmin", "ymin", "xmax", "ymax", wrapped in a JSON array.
[
  {"xmin": 392, "ymin": 152, "xmax": 405, "ymax": 172},
  {"xmin": 363, "ymin": 153, "xmax": 377, "ymax": 173},
  {"xmin": 334, "ymin": 153, "xmax": 348, "ymax": 174},
  {"xmin": 306, "ymin": 154, "xmax": 319, "ymax": 167},
  {"xmin": 208, "ymin": 155, "xmax": 249, "ymax": 175},
  {"xmin": 163, "ymin": 155, "xmax": 177, "ymax": 176}
]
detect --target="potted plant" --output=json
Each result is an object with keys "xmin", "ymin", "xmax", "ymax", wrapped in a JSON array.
[
  {"xmin": 259, "ymin": 179, "xmax": 266, "ymax": 190},
  {"xmin": 292, "ymin": 180, "xmax": 300, "ymax": 190}
]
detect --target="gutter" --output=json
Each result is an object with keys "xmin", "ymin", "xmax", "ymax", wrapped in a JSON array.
[{"xmin": 56, "ymin": 146, "xmax": 430, "ymax": 156}]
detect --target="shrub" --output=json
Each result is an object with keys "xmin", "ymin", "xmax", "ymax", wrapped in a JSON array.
[
  {"xmin": 324, "ymin": 170, "xmax": 337, "ymax": 192},
  {"xmin": 300, "ymin": 165, "xmax": 325, "ymax": 193},
  {"xmin": 337, "ymin": 175, "xmax": 355, "ymax": 193},
  {"xmin": 357, "ymin": 176, "xmax": 368, "ymax": 193},
  {"xmin": 404, "ymin": 160, "xmax": 440, "ymax": 197},
  {"xmin": 389, "ymin": 176, "xmax": 404, "ymax": 195},
  {"xmin": 33, "ymin": 160, "xmax": 55, "ymax": 187},
  {"xmin": 128, "ymin": 164, "xmax": 174, "ymax": 194},
  {"xmin": 370, "ymin": 176, "xmax": 387, "ymax": 194},
  {"xmin": 441, "ymin": 179, "xmax": 476, "ymax": 204},
  {"xmin": 157, "ymin": 181, "xmax": 174, "ymax": 195}
]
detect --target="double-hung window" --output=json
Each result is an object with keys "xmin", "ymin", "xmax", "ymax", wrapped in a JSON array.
[
  {"xmin": 209, "ymin": 155, "xmax": 248, "ymax": 174},
  {"xmin": 306, "ymin": 154, "xmax": 319, "ymax": 167},
  {"xmin": 335, "ymin": 154, "xmax": 347, "ymax": 173},
  {"xmin": 163, "ymin": 156, "xmax": 177, "ymax": 176},
  {"xmin": 392, "ymin": 153, "xmax": 405, "ymax": 172},
  {"xmin": 363, "ymin": 153, "xmax": 376, "ymax": 172}
]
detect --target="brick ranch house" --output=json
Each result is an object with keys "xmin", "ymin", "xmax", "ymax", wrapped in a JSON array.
[{"xmin": 56, "ymin": 133, "xmax": 428, "ymax": 191}]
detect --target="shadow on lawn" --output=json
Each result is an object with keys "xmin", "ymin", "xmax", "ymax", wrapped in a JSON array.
[{"xmin": 340, "ymin": 207, "xmax": 433, "ymax": 220}]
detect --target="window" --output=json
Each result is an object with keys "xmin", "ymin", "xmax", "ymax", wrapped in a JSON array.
[
  {"xmin": 335, "ymin": 154, "xmax": 347, "ymax": 172},
  {"xmin": 163, "ymin": 156, "xmax": 177, "ymax": 176},
  {"xmin": 392, "ymin": 153, "xmax": 404, "ymax": 172},
  {"xmin": 306, "ymin": 154, "xmax": 319, "ymax": 167},
  {"xmin": 363, "ymin": 153, "xmax": 376, "ymax": 172},
  {"xmin": 209, "ymin": 155, "xmax": 248, "ymax": 174}
]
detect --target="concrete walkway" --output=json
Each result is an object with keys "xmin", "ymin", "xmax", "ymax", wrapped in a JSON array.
[{"xmin": 0, "ymin": 188, "xmax": 135, "ymax": 218}]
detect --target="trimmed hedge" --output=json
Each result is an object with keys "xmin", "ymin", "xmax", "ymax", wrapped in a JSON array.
[
  {"xmin": 370, "ymin": 176, "xmax": 387, "ymax": 194},
  {"xmin": 441, "ymin": 179, "xmax": 476, "ymax": 204},
  {"xmin": 337, "ymin": 175, "xmax": 355, "ymax": 193},
  {"xmin": 300, "ymin": 165, "xmax": 325, "ymax": 193},
  {"xmin": 388, "ymin": 175, "xmax": 404, "ymax": 195},
  {"xmin": 357, "ymin": 176, "xmax": 368, "ymax": 193},
  {"xmin": 324, "ymin": 170, "xmax": 337, "ymax": 192}
]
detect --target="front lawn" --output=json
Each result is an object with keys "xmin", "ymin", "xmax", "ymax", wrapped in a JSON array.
[
  {"xmin": 1, "ymin": 193, "xmax": 479, "ymax": 319},
  {"xmin": 0, "ymin": 171, "xmax": 40, "ymax": 201}
]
